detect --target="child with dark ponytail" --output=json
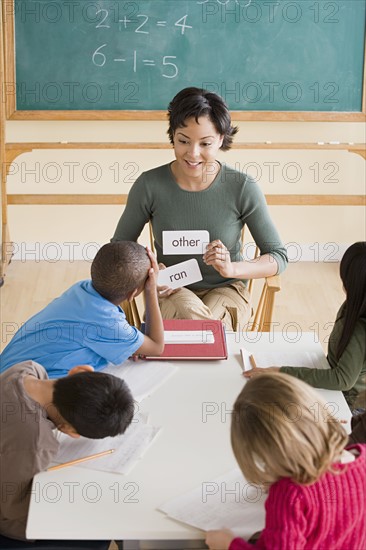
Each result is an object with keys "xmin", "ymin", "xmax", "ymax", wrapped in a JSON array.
[{"xmin": 246, "ymin": 242, "xmax": 366, "ymax": 411}]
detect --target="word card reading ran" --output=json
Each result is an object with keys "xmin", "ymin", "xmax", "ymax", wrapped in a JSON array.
[
  {"xmin": 163, "ymin": 230, "xmax": 210, "ymax": 255},
  {"xmin": 158, "ymin": 259, "xmax": 203, "ymax": 290}
]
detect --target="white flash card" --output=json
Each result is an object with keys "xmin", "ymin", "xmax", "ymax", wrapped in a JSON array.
[
  {"xmin": 240, "ymin": 348, "xmax": 251, "ymax": 372},
  {"xmin": 163, "ymin": 230, "xmax": 210, "ymax": 255},
  {"xmin": 158, "ymin": 259, "xmax": 203, "ymax": 290}
]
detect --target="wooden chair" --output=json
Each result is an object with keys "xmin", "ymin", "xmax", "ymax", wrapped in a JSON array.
[
  {"xmin": 122, "ymin": 224, "xmax": 281, "ymax": 332},
  {"xmin": 246, "ymin": 245, "xmax": 281, "ymax": 332}
]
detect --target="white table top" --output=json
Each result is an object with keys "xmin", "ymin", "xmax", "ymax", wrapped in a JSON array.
[{"xmin": 26, "ymin": 332, "xmax": 352, "ymax": 541}]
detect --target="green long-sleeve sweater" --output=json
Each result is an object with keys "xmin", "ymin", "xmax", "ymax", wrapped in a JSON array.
[
  {"xmin": 112, "ymin": 163, "xmax": 288, "ymax": 290},
  {"xmin": 281, "ymin": 303, "xmax": 366, "ymax": 408}
]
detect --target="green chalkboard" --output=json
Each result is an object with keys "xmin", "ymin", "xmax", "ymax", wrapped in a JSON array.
[{"xmin": 9, "ymin": 0, "xmax": 366, "ymax": 117}]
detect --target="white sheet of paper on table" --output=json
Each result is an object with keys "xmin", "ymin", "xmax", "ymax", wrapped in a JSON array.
[
  {"xmin": 240, "ymin": 348, "xmax": 330, "ymax": 371},
  {"xmin": 159, "ymin": 467, "xmax": 266, "ymax": 538},
  {"xmin": 103, "ymin": 359, "xmax": 179, "ymax": 402},
  {"xmin": 53, "ymin": 415, "xmax": 160, "ymax": 475}
]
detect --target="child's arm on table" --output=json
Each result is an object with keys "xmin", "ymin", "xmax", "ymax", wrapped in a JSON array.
[
  {"xmin": 244, "ymin": 366, "xmax": 280, "ymax": 378},
  {"xmin": 206, "ymin": 529, "xmax": 236, "ymax": 550},
  {"xmin": 206, "ymin": 529, "xmax": 259, "ymax": 550}
]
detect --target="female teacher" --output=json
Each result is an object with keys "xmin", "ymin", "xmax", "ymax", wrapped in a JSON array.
[{"xmin": 112, "ymin": 87, "xmax": 288, "ymax": 330}]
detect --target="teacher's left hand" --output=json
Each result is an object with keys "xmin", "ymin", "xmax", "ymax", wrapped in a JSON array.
[{"xmin": 203, "ymin": 240, "xmax": 234, "ymax": 278}]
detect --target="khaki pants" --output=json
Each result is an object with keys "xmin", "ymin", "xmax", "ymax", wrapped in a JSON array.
[{"xmin": 159, "ymin": 281, "xmax": 251, "ymax": 331}]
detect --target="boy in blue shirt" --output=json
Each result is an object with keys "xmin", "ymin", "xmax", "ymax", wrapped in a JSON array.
[{"xmin": 0, "ymin": 242, "xmax": 164, "ymax": 378}]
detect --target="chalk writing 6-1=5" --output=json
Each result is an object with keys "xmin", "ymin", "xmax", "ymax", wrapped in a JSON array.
[{"xmin": 92, "ymin": 46, "xmax": 179, "ymax": 78}]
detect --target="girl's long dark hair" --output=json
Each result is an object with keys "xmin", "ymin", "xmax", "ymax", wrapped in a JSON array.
[{"xmin": 337, "ymin": 242, "xmax": 366, "ymax": 360}]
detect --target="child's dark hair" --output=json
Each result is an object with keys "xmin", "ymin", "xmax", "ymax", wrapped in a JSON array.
[
  {"xmin": 337, "ymin": 241, "xmax": 366, "ymax": 360},
  {"xmin": 167, "ymin": 87, "xmax": 238, "ymax": 151},
  {"xmin": 91, "ymin": 241, "xmax": 150, "ymax": 304},
  {"xmin": 53, "ymin": 371, "xmax": 134, "ymax": 439}
]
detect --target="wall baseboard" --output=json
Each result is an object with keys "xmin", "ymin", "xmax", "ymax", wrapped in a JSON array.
[{"xmin": 283, "ymin": 242, "xmax": 349, "ymax": 263}]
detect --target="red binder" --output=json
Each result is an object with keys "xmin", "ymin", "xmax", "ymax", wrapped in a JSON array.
[{"xmin": 144, "ymin": 319, "xmax": 228, "ymax": 360}]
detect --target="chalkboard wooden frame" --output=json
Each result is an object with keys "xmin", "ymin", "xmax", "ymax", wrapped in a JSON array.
[
  {"xmin": 1, "ymin": 4, "xmax": 7, "ymax": 285},
  {"xmin": 3, "ymin": 0, "xmax": 366, "ymax": 121}
]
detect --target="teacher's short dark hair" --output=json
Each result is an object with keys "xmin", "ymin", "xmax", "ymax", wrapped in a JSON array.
[{"xmin": 167, "ymin": 87, "xmax": 238, "ymax": 151}]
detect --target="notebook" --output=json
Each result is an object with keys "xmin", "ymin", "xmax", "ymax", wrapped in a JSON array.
[{"xmin": 143, "ymin": 319, "xmax": 228, "ymax": 361}]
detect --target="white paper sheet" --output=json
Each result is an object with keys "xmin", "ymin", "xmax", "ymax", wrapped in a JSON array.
[
  {"xmin": 103, "ymin": 359, "xmax": 178, "ymax": 402},
  {"xmin": 240, "ymin": 348, "xmax": 330, "ymax": 371},
  {"xmin": 159, "ymin": 468, "xmax": 266, "ymax": 538},
  {"xmin": 53, "ymin": 416, "xmax": 160, "ymax": 475}
]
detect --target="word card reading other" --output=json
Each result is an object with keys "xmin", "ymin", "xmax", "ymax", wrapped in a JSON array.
[{"xmin": 163, "ymin": 230, "xmax": 210, "ymax": 254}]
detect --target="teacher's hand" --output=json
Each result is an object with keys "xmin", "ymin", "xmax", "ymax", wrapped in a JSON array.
[{"xmin": 203, "ymin": 240, "xmax": 235, "ymax": 278}]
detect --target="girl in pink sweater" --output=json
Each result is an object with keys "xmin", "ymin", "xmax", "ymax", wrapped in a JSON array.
[{"xmin": 205, "ymin": 373, "xmax": 366, "ymax": 550}]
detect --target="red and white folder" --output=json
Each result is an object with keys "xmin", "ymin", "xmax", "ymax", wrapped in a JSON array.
[{"xmin": 144, "ymin": 319, "xmax": 227, "ymax": 361}]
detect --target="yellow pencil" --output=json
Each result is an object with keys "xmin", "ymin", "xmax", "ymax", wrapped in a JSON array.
[
  {"xmin": 47, "ymin": 449, "xmax": 115, "ymax": 471},
  {"xmin": 249, "ymin": 354, "xmax": 257, "ymax": 369}
]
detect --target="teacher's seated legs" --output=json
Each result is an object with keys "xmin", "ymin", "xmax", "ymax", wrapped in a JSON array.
[
  {"xmin": 159, "ymin": 282, "xmax": 251, "ymax": 331},
  {"xmin": 200, "ymin": 281, "xmax": 251, "ymax": 332},
  {"xmin": 159, "ymin": 288, "xmax": 212, "ymax": 321}
]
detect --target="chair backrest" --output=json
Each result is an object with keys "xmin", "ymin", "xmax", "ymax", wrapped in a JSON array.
[
  {"xmin": 240, "ymin": 227, "xmax": 281, "ymax": 332},
  {"xmin": 122, "ymin": 294, "xmax": 142, "ymax": 330},
  {"xmin": 249, "ymin": 273, "xmax": 281, "ymax": 332},
  {"xmin": 122, "ymin": 223, "xmax": 281, "ymax": 332}
]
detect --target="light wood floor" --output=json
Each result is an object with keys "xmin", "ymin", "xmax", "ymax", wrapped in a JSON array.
[{"xmin": 1, "ymin": 260, "xmax": 344, "ymax": 353}]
